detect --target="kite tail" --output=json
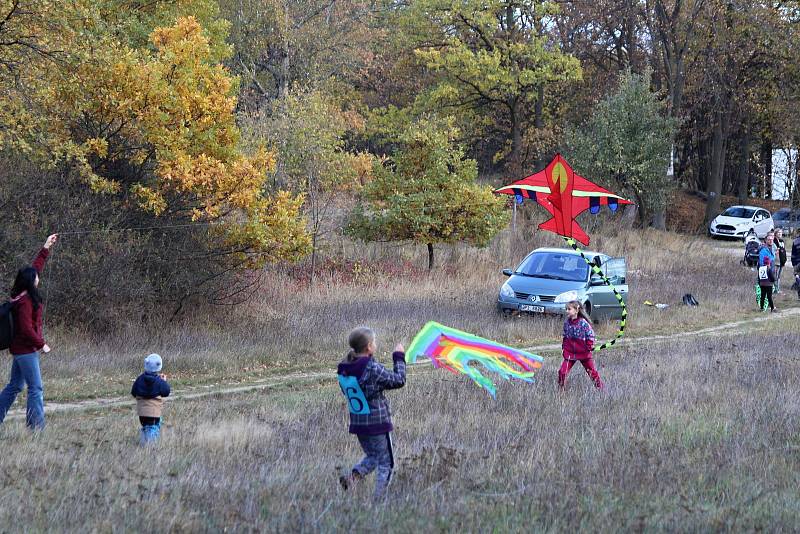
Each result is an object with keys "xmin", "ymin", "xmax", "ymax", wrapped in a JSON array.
[{"xmin": 563, "ymin": 236, "xmax": 627, "ymax": 351}]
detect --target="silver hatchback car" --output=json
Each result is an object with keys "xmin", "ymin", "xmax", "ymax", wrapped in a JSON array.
[{"xmin": 497, "ymin": 247, "xmax": 628, "ymax": 321}]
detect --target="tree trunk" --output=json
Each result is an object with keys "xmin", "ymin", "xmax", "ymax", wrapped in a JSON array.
[
  {"xmin": 696, "ymin": 135, "xmax": 709, "ymax": 192},
  {"xmin": 427, "ymin": 243, "xmax": 434, "ymax": 271},
  {"xmin": 533, "ymin": 86, "xmax": 544, "ymax": 169},
  {"xmin": 792, "ymin": 146, "xmax": 800, "ymax": 208},
  {"xmin": 651, "ymin": 210, "xmax": 666, "ymax": 230},
  {"xmin": 310, "ymin": 232, "xmax": 317, "ymax": 284},
  {"xmin": 281, "ymin": 1, "xmax": 290, "ymax": 99},
  {"xmin": 625, "ymin": 0, "xmax": 638, "ymax": 72},
  {"xmin": 704, "ymin": 110, "xmax": 729, "ymax": 225},
  {"xmin": 509, "ymin": 100, "xmax": 522, "ymax": 178},
  {"xmin": 633, "ymin": 191, "xmax": 647, "ymax": 228},
  {"xmin": 735, "ymin": 131, "xmax": 752, "ymax": 203},
  {"xmin": 760, "ymin": 139, "xmax": 773, "ymax": 199}
]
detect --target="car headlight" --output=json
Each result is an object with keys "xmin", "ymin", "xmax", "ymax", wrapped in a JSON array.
[
  {"xmin": 554, "ymin": 290, "xmax": 578, "ymax": 303},
  {"xmin": 500, "ymin": 282, "xmax": 514, "ymax": 299}
]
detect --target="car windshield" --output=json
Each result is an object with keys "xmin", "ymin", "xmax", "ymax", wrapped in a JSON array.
[
  {"xmin": 722, "ymin": 207, "xmax": 755, "ymax": 219},
  {"xmin": 514, "ymin": 252, "xmax": 590, "ymax": 282}
]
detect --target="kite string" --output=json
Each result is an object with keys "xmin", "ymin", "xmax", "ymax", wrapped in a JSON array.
[
  {"xmin": 562, "ymin": 236, "xmax": 627, "ymax": 352},
  {"xmin": 56, "ymin": 220, "xmax": 226, "ymax": 235}
]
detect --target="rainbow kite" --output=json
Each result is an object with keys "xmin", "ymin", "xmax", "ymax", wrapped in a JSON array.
[{"xmin": 406, "ymin": 322, "xmax": 544, "ymax": 398}]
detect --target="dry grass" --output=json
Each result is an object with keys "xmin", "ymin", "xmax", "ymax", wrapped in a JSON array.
[
  {"xmin": 37, "ymin": 225, "xmax": 797, "ymax": 401},
  {"xmin": 1, "ymin": 330, "xmax": 798, "ymax": 531}
]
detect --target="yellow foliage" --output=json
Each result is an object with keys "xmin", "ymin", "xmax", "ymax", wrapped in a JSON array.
[
  {"xmin": 0, "ymin": 10, "xmax": 309, "ymax": 264},
  {"xmin": 131, "ymin": 184, "xmax": 168, "ymax": 215},
  {"xmin": 349, "ymin": 151, "xmax": 377, "ymax": 188}
]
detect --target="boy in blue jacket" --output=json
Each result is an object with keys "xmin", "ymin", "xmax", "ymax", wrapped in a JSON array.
[{"xmin": 131, "ymin": 353, "xmax": 171, "ymax": 444}]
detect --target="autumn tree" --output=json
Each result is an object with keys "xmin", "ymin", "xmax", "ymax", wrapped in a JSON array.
[
  {"xmin": 0, "ymin": 2, "xmax": 311, "ymax": 312},
  {"xmin": 241, "ymin": 87, "xmax": 374, "ymax": 280},
  {"xmin": 681, "ymin": 0, "xmax": 794, "ymax": 222},
  {"xmin": 347, "ymin": 118, "xmax": 507, "ymax": 270},
  {"xmin": 221, "ymin": 0, "xmax": 389, "ymax": 108},
  {"xmin": 566, "ymin": 71, "xmax": 675, "ymax": 226},
  {"xmin": 401, "ymin": 0, "xmax": 582, "ymax": 175}
]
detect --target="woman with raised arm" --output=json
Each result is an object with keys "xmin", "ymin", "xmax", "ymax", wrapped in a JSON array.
[{"xmin": 0, "ymin": 234, "xmax": 58, "ymax": 429}]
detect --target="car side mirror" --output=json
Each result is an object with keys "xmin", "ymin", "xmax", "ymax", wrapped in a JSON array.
[
  {"xmin": 590, "ymin": 275, "xmax": 604, "ymax": 286},
  {"xmin": 502, "ymin": 268, "xmax": 513, "ymax": 276}
]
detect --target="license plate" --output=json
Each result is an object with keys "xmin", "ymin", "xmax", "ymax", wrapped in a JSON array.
[
  {"xmin": 520, "ymin": 305, "xmax": 545, "ymax": 313},
  {"xmin": 718, "ymin": 229, "xmax": 733, "ymax": 233}
]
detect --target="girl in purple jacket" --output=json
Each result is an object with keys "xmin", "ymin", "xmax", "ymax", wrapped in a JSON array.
[
  {"xmin": 337, "ymin": 327, "xmax": 405, "ymax": 498},
  {"xmin": 558, "ymin": 300, "xmax": 603, "ymax": 390}
]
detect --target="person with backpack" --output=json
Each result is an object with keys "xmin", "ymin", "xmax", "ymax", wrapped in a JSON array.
[
  {"xmin": 337, "ymin": 327, "xmax": 406, "ymax": 499},
  {"xmin": 0, "ymin": 234, "xmax": 59, "ymax": 429},
  {"xmin": 758, "ymin": 257, "xmax": 777, "ymax": 313}
]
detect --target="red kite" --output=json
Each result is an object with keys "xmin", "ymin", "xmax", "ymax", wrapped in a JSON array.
[{"xmin": 495, "ymin": 154, "xmax": 632, "ymax": 245}]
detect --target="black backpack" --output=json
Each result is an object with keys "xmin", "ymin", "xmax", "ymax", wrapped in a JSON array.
[
  {"xmin": 0, "ymin": 300, "xmax": 15, "ymax": 350},
  {"xmin": 682, "ymin": 294, "xmax": 700, "ymax": 306}
]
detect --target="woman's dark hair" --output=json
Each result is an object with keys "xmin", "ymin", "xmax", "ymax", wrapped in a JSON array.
[{"xmin": 12, "ymin": 267, "xmax": 42, "ymax": 310}]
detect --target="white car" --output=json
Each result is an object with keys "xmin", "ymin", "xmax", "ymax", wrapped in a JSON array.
[{"xmin": 709, "ymin": 205, "xmax": 774, "ymax": 239}]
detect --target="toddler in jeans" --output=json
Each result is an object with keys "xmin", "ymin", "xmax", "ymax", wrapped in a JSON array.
[{"xmin": 131, "ymin": 353, "xmax": 171, "ymax": 444}]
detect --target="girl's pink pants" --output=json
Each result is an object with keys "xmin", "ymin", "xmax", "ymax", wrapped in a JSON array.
[{"xmin": 558, "ymin": 358, "xmax": 603, "ymax": 389}]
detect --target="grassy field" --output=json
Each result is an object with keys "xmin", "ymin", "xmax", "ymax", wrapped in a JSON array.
[
  {"xmin": 37, "ymin": 226, "xmax": 797, "ymax": 402},
  {"xmin": 1, "ymin": 226, "xmax": 799, "ymax": 531},
  {"xmin": 1, "ymin": 330, "xmax": 798, "ymax": 531}
]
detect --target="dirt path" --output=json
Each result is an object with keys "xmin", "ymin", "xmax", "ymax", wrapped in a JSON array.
[
  {"xmin": 6, "ymin": 308, "xmax": 799, "ymax": 420},
  {"xmin": 522, "ymin": 306, "xmax": 800, "ymax": 352}
]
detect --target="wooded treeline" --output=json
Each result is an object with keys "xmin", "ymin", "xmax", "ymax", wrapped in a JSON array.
[
  {"xmin": 225, "ymin": 0, "xmax": 800, "ymax": 214},
  {"xmin": 0, "ymin": 0, "xmax": 797, "ymax": 325}
]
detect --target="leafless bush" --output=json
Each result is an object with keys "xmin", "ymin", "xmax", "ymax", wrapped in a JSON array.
[{"xmin": 0, "ymin": 157, "xmax": 266, "ymax": 332}]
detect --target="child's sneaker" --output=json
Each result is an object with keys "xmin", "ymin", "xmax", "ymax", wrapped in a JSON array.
[
  {"xmin": 339, "ymin": 470, "xmax": 362, "ymax": 490},
  {"xmin": 140, "ymin": 423, "xmax": 161, "ymax": 445}
]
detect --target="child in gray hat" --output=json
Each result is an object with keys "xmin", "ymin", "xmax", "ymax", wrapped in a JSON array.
[{"xmin": 131, "ymin": 353, "xmax": 171, "ymax": 444}]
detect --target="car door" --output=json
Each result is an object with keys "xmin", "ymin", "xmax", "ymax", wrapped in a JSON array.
[
  {"xmin": 757, "ymin": 210, "xmax": 772, "ymax": 236},
  {"xmin": 587, "ymin": 258, "xmax": 628, "ymax": 319},
  {"xmin": 751, "ymin": 211, "xmax": 764, "ymax": 235}
]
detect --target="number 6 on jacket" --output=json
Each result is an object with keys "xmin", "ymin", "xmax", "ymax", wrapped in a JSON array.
[{"xmin": 337, "ymin": 374, "xmax": 370, "ymax": 415}]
